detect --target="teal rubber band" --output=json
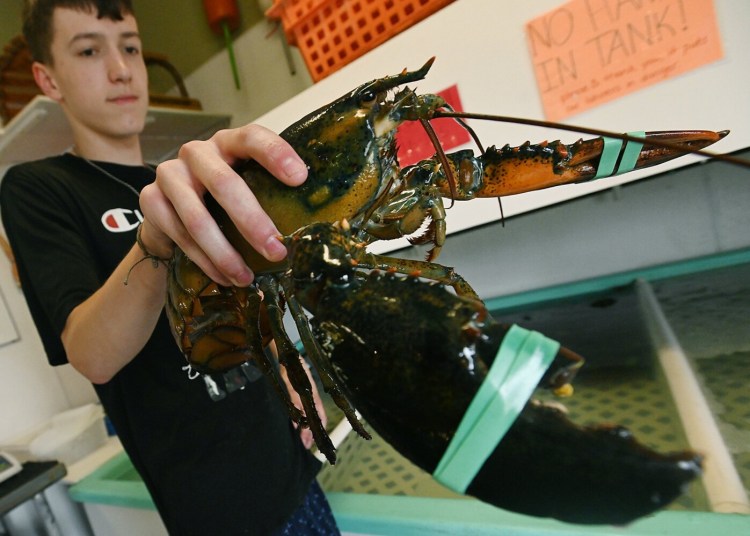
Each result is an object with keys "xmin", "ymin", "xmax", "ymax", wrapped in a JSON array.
[
  {"xmin": 593, "ymin": 131, "xmax": 647, "ymax": 180},
  {"xmin": 435, "ymin": 326, "xmax": 526, "ymax": 483},
  {"xmin": 593, "ymin": 136, "xmax": 622, "ymax": 179},
  {"xmin": 433, "ymin": 325, "xmax": 560, "ymax": 493},
  {"xmin": 615, "ymin": 131, "xmax": 645, "ymax": 175}
]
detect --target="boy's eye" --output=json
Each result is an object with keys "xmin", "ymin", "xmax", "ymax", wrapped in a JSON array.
[
  {"xmin": 79, "ymin": 48, "xmax": 96, "ymax": 57},
  {"xmin": 124, "ymin": 46, "xmax": 140, "ymax": 55}
]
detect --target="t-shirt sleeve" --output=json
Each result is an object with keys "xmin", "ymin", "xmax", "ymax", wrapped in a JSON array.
[{"xmin": 1, "ymin": 165, "xmax": 104, "ymax": 365}]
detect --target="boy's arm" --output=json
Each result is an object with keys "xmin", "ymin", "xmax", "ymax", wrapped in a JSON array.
[{"xmin": 62, "ymin": 239, "xmax": 168, "ymax": 383}]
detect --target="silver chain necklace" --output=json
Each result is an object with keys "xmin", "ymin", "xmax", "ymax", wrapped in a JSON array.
[{"xmin": 72, "ymin": 152, "xmax": 153, "ymax": 198}]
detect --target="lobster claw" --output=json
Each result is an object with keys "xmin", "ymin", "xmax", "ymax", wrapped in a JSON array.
[
  {"xmin": 469, "ymin": 401, "xmax": 703, "ymax": 525},
  {"xmin": 561, "ymin": 130, "xmax": 731, "ymax": 180},
  {"xmin": 438, "ymin": 130, "xmax": 730, "ymax": 199}
]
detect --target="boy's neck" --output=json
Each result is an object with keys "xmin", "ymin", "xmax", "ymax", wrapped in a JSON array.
[{"xmin": 71, "ymin": 131, "xmax": 145, "ymax": 166}]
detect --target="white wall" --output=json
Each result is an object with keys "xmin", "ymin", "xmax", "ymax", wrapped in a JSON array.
[
  {"xmin": 183, "ymin": 17, "xmax": 314, "ymax": 127},
  {"xmin": 0, "ymin": 271, "xmax": 86, "ymax": 444}
]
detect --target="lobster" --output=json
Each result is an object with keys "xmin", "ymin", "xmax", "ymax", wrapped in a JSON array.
[{"xmin": 165, "ymin": 58, "xmax": 736, "ymax": 524}]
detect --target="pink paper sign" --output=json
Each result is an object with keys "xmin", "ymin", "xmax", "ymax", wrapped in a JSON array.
[{"xmin": 526, "ymin": 0, "xmax": 724, "ymax": 121}]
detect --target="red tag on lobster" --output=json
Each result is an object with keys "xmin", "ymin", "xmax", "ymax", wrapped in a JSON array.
[{"xmin": 396, "ymin": 84, "xmax": 471, "ymax": 167}]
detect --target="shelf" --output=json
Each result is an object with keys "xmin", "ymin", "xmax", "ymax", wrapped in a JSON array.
[{"xmin": 0, "ymin": 96, "xmax": 231, "ymax": 178}]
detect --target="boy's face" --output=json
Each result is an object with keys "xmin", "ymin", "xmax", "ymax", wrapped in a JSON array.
[{"xmin": 35, "ymin": 7, "xmax": 148, "ymax": 142}]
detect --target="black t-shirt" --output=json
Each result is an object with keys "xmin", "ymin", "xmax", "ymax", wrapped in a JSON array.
[{"xmin": 0, "ymin": 154, "xmax": 320, "ymax": 534}]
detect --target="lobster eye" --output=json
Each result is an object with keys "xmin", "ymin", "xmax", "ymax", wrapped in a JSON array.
[{"xmin": 358, "ymin": 90, "xmax": 378, "ymax": 107}]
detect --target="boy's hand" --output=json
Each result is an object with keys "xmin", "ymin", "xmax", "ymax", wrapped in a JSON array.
[{"xmin": 139, "ymin": 124, "xmax": 307, "ymax": 287}]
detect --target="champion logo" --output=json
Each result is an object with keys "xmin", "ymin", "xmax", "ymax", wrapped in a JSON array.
[{"xmin": 101, "ymin": 208, "xmax": 144, "ymax": 233}]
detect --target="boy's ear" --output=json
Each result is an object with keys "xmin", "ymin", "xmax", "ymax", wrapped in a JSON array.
[{"xmin": 31, "ymin": 62, "xmax": 63, "ymax": 101}]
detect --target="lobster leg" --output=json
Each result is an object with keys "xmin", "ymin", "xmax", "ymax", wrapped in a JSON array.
[
  {"xmin": 257, "ymin": 276, "xmax": 336, "ymax": 463},
  {"xmin": 247, "ymin": 336, "xmax": 309, "ymax": 428},
  {"xmin": 352, "ymin": 249, "xmax": 481, "ymax": 299},
  {"xmin": 360, "ymin": 175, "xmax": 448, "ymax": 260},
  {"xmin": 280, "ymin": 274, "xmax": 372, "ymax": 443}
]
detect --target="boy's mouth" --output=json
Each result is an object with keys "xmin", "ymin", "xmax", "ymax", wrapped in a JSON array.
[{"xmin": 109, "ymin": 94, "xmax": 139, "ymax": 105}]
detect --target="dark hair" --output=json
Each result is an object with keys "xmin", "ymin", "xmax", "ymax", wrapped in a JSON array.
[{"xmin": 22, "ymin": 0, "xmax": 135, "ymax": 65}]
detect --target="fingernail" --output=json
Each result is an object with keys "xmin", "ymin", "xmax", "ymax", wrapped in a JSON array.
[
  {"xmin": 231, "ymin": 267, "xmax": 253, "ymax": 287},
  {"xmin": 264, "ymin": 235, "xmax": 287, "ymax": 262},
  {"xmin": 281, "ymin": 156, "xmax": 307, "ymax": 184}
]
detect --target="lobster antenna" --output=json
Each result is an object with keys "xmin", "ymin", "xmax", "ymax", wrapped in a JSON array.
[
  {"xmin": 434, "ymin": 111, "xmax": 750, "ymax": 168},
  {"xmin": 419, "ymin": 118, "xmax": 458, "ymax": 207},
  {"xmin": 442, "ymin": 104, "xmax": 485, "ymax": 155}
]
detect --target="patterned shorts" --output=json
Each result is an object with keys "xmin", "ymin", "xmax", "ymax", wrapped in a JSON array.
[{"xmin": 273, "ymin": 480, "xmax": 341, "ymax": 536}]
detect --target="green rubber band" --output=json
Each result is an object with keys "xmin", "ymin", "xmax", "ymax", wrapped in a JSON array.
[
  {"xmin": 615, "ymin": 131, "xmax": 645, "ymax": 175},
  {"xmin": 592, "ymin": 131, "xmax": 646, "ymax": 179},
  {"xmin": 593, "ymin": 136, "xmax": 622, "ymax": 179},
  {"xmin": 433, "ymin": 325, "xmax": 559, "ymax": 493}
]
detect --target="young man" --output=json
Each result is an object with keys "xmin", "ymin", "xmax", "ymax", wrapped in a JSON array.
[{"xmin": 1, "ymin": 1, "xmax": 338, "ymax": 534}]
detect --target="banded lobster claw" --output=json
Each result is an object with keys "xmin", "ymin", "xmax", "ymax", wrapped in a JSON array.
[
  {"xmin": 282, "ymin": 221, "xmax": 705, "ymax": 525},
  {"xmin": 432, "ymin": 129, "xmax": 730, "ymax": 199}
]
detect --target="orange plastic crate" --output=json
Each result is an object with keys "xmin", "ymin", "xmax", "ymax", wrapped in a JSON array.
[{"xmin": 267, "ymin": 0, "xmax": 455, "ymax": 81}]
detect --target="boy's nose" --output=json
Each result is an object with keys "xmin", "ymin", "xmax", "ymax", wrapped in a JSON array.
[{"xmin": 108, "ymin": 52, "xmax": 132, "ymax": 82}]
